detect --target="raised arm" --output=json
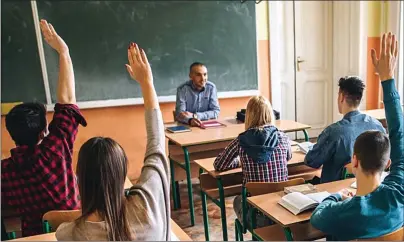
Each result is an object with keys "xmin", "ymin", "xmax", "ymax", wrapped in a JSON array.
[
  {"xmin": 38, "ymin": 20, "xmax": 86, "ymax": 162},
  {"xmin": 125, "ymin": 43, "xmax": 170, "ymax": 240},
  {"xmin": 371, "ymin": 32, "xmax": 403, "ymax": 184},
  {"xmin": 40, "ymin": 20, "xmax": 75, "ymax": 104}
]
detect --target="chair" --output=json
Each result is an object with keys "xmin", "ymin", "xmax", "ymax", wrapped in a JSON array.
[
  {"xmin": 235, "ymin": 178, "xmax": 305, "ymax": 241},
  {"xmin": 42, "ymin": 210, "xmax": 81, "ymax": 232},
  {"xmin": 354, "ymin": 227, "xmax": 403, "ymax": 241},
  {"xmin": 172, "ymin": 110, "xmax": 177, "ymax": 121},
  {"xmin": 200, "ymin": 172, "xmax": 243, "ymax": 241}
]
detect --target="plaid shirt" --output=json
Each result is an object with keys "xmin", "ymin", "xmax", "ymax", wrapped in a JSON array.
[
  {"xmin": 1, "ymin": 104, "xmax": 86, "ymax": 237},
  {"xmin": 213, "ymin": 130, "xmax": 291, "ymax": 184}
]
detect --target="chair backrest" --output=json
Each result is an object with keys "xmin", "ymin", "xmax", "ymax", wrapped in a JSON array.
[
  {"xmin": 355, "ymin": 227, "xmax": 403, "ymax": 241},
  {"xmin": 245, "ymin": 178, "xmax": 306, "ymax": 196},
  {"xmin": 241, "ymin": 178, "xmax": 306, "ymax": 231},
  {"xmin": 42, "ymin": 210, "xmax": 81, "ymax": 231},
  {"xmin": 172, "ymin": 110, "xmax": 176, "ymax": 121}
]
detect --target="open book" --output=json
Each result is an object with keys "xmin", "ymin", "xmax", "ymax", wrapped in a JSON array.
[
  {"xmin": 278, "ymin": 191, "xmax": 331, "ymax": 215},
  {"xmin": 351, "ymin": 171, "xmax": 389, "ymax": 188},
  {"xmin": 296, "ymin": 142, "xmax": 315, "ymax": 154}
]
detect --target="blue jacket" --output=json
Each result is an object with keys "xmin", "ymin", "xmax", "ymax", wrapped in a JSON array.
[{"xmin": 305, "ymin": 110, "xmax": 385, "ymax": 183}]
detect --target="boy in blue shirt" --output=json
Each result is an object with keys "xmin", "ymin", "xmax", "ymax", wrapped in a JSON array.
[{"xmin": 310, "ymin": 32, "xmax": 403, "ymax": 240}]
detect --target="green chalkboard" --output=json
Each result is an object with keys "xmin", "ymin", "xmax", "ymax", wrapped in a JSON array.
[
  {"xmin": 1, "ymin": 1, "xmax": 47, "ymax": 103},
  {"xmin": 37, "ymin": 1, "xmax": 258, "ymax": 102}
]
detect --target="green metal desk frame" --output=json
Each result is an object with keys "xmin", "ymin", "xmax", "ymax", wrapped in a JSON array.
[
  {"xmin": 169, "ymin": 129, "xmax": 310, "ymax": 227},
  {"xmin": 199, "ymin": 168, "xmax": 232, "ymax": 241}
]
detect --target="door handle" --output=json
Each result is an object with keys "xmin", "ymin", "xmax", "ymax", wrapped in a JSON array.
[{"xmin": 297, "ymin": 56, "xmax": 305, "ymax": 72}]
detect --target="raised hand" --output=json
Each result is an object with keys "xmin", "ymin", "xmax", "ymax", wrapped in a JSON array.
[
  {"xmin": 40, "ymin": 19, "xmax": 68, "ymax": 54},
  {"xmin": 371, "ymin": 32, "xmax": 399, "ymax": 82},
  {"xmin": 126, "ymin": 42, "xmax": 153, "ymax": 87}
]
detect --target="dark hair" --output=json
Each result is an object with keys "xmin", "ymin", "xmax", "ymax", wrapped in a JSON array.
[
  {"xmin": 5, "ymin": 103, "xmax": 47, "ymax": 146},
  {"xmin": 76, "ymin": 137, "xmax": 133, "ymax": 240},
  {"xmin": 338, "ymin": 76, "xmax": 365, "ymax": 107},
  {"xmin": 189, "ymin": 62, "xmax": 205, "ymax": 73},
  {"xmin": 354, "ymin": 131, "xmax": 391, "ymax": 175}
]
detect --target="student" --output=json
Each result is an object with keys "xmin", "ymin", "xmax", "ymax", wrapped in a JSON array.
[
  {"xmin": 56, "ymin": 42, "xmax": 170, "ymax": 240},
  {"xmin": 310, "ymin": 32, "xmax": 403, "ymax": 240},
  {"xmin": 175, "ymin": 62, "xmax": 220, "ymax": 127},
  {"xmin": 214, "ymin": 96, "xmax": 291, "ymax": 227},
  {"xmin": 1, "ymin": 20, "xmax": 87, "ymax": 237},
  {"xmin": 304, "ymin": 76, "xmax": 385, "ymax": 183}
]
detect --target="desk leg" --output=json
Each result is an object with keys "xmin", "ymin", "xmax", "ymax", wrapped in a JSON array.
[
  {"xmin": 217, "ymin": 178, "xmax": 228, "ymax": 241},
  {"xmin": 170, "ymin": 158, "xmax": 180, "ymax": 210},
  {"xmin": 200, "ymin": 168, "xmax": 210, "ymax": 241},
  {"xmin": 303, "ymin": 129, "xmax": 309, "ymax": 142},
  {"xmin": 283, "ymin": 227, "xmax": 294, "ymax": 241},
  {"xmin": 183, "ymin": 147, "xmax": 195, "ymax": 226},
  {"xmin": 250, "ymin": 207, "xmax": 259, "ymax": 241},
  {"xmin": 175, "ymin": 182, "xmax": 181, "ymax": 208}
]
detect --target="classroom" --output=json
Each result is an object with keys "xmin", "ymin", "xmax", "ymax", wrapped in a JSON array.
[{"xmin": 1, "ymin": 0, "xmax": 404, "ymax": 241}]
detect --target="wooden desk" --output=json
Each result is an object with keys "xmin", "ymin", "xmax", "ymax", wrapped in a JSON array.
[
  {"xmin": 362, "ymin": 106, "xmax": 403, "ymax": 122},
  {"xmin": 247, "ymin": 179, "xmax": 355, "ymax": 240},
  {"xmin": 166, "ymin": 118, "xmax": 311, "ymax": 226},
  {"xmin": 166, "ymin": 119, "xmax": 311, "ymax": 147},
  {"xmin": 194, "ymin": 147, "xmax": 310, "ymax": 241},
  {"xmin": 171, "ymin": 218, "xmax": 192, "ymax": 241},
  {"xmin": 10, "ymin": 219, "xmax": 191, "ymax": 241}
]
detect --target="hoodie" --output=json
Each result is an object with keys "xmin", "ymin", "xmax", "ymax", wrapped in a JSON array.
[
  {"xmin": 214, "ymin": 124, "xmax": 291, "ymax": 184},
  {"xmin": 238, "ymin": 126, "xmax": 280, "ymax": 164}
]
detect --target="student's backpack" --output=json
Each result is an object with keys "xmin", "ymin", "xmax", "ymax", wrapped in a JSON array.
[{"xmin": 236, "ymin": 109, "xmax": 280, "ymax": 122}]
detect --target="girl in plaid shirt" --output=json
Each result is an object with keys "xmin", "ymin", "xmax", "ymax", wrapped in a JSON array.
[{"xmin": 214, "ymin": 95, "xmax": 292, "ymax": 227}]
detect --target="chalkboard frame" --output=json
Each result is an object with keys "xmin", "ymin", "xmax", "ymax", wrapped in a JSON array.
[{"xmin": 4, "ymin": 1, "xmax": 259, "ymax": 111}]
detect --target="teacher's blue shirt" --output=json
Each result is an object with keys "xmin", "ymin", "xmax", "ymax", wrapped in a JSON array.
[{"xmin": 175, "ymin": 80, "xmax": 220, "ymax": 124}]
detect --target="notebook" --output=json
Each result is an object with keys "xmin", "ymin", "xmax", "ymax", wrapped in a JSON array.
[
  {"xmin": 296, "ymin": 142, "xmax": 315, "ymax": 154},
  {"xmin": 284, "ymin": 183, "xmax": 318, "ymax": 195},
  {"xmin": 278, "ymin": 191, "xmax": 331, "ymax": 215},
  {"xmin": 351, "ymin": 171, "xmax": 389, "ymax": 188},
  {"xmin": 200, "ymin": 120, "xmax": 226, "ymax": 129},
  {"xmin": 166, "ymin": 126, "xmax": 191, "ymax": 133}
]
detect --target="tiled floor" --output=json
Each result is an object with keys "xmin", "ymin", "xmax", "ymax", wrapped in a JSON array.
[{"xmin": 171, "ymin": 179, "xmax": 252, "ymax": 241}]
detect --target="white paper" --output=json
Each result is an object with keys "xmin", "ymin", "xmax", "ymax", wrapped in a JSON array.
[
  {"xmin": 296, "ymin": 142, "xmax": 315, "ymax": 154},
  {"xmin": 306, "ymin": 191, "xmax": 331, "ymax": 203}
]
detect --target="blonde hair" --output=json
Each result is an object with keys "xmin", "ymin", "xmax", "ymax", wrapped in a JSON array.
[{"xmin": 245, "ymin": 96, "xmax": 275, "ymax": 130}]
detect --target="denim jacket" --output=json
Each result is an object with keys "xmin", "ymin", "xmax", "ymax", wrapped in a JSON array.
[{"xmin": 305, "ymin": 110, "xmax": 385, "ymax": 183}]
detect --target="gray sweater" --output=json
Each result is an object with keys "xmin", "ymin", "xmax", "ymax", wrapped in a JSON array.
[{"xmin": 55, "ymin": 109, "xmax": 171, "ymax": 241}]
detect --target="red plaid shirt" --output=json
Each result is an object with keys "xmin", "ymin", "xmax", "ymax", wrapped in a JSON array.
[
  {"xmin": 213, "ymin": 130, "xmax": 291, "ymax": 184},
  {"xmin": 1, "ymin": 104, "xmax": 86, "ymax": 237}
]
